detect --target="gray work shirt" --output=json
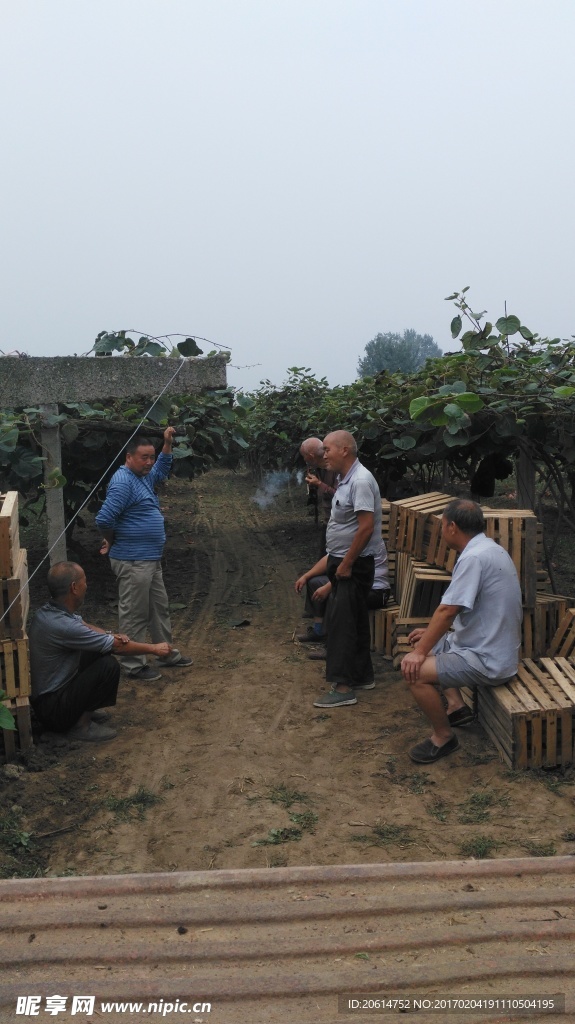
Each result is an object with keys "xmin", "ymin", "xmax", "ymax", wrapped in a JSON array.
[
  {"xmin": 437, "ymin": 533, "xmax": 522, "ymax": 678},
  {"xmin": 326, "ymin": 459, "xmax": 382, "ymax": 558},
  {"xmin": 29, "ymin": 602, "xmax": 114, "ymax": 698}
]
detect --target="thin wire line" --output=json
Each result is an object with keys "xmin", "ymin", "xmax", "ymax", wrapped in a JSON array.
[{"xmin": 1, "ymin": 358, "xmax": 187, "ymax": 625}]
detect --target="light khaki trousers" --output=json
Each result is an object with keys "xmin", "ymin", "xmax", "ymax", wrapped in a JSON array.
[{"xmin": 110, "ymin": 558, "xmax": 176, "ymax": 673}]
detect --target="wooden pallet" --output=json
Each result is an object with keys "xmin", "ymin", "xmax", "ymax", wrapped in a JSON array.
[
  {"xmin": 477, "ymin": 658, "xmax": 575, "ymax": 768},
  {"xmin": 388, "ymin": 492, "xmax": 454, "ymax": 558},
  {"xmin": 0, "ymin": 637, "xmax": 31, "ymax": 698},
  {"xmin": 0, "ymin": 492, "xmax": 20, "ymax": 579},
  {"xmin": 1, "ymin": 694, "xmax": 33, "ymax": 762},
  {"xmin": 381, "ymin": 499, "xmax": 391, "ymax": 546},
  {"xmin": 0, "ymin": 547, "xmax": 29, "ymax": 640}
]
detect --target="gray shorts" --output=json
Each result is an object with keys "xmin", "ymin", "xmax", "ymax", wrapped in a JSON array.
[{"xmin": 433, "ymin": 638, "xmax": 514, "ymax": 691}]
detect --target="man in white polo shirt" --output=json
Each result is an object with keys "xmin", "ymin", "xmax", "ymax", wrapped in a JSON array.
[
  {"xmin": 401, "ymin": 499, "xmax": 522, "ymax": 763},
  {"xmin": 306, "ymin": 430, "xmax": 382, "ymax": 708}
]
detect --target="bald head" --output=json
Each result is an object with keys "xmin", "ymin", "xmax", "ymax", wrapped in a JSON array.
[
  {"xmin": 300, "ymin": 437, "xmax": 325, "ymax": 467},
  {"xmin": 47, "ymin": 562, "xmax": 87, "ymax": 611},
  {"xmin": 322, "ymin": 430, "xmax": 358, "ymax": 475}
]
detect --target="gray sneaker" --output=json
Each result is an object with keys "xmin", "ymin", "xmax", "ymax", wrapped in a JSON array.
[
  {"xmin": 126, "ymin": 665, "xmax": 162, "ymax": 681},
  {"xmin": 67, "ymin": 721, "xmax": 117, "ymax": 742},
  {"xmin": 313, "ymin": 689, "xmax": 357, "ymax": 708}
]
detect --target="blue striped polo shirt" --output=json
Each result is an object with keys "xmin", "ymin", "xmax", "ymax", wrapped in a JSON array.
[{"xmin": 95, "ymin": 451, "xmax": 172, "ymax": 560}]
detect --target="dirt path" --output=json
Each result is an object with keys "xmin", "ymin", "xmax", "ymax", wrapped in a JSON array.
[{"xmin": 3, "ymin": 469, "xmax": 575, "ymax": 879}]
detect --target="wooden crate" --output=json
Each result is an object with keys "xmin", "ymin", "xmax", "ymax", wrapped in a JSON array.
[
  {"xmin": 0, "ymin": 492, "xmax": 20, "ymax": 578},
  {"xmin": 0, "ymin": 637, "xmax": 31, "ymax": 698},
  {"xmin": 549, "ymin": 608, "xmax": 575, "ymax": 659},
  {"xmin": 522, "ymin": 594, "xmax": 571, "ymax": 659},
  {"xmin": 482, "ymin": 509, "xmax": 539, "ymax": 608},
  {"xmin": 1, "ymin": 695, "xmax": 33, "ymax": 762},
  {"xmin": 0, "ymin": 547, "xmax": 29, "ymax": 640},
  {"xmin": 398, "ymin": 561, "xmax": 452, "ymax": 619},
  {"xmin": 477, "ymin": 658, "xmax": 575, "ymax": 768},
  {"xmin": 388, "ymin": 492, "xmax": 454, "ymax": 558},
  {"xmin": 422, "ymin": 515, "xmax": 458, "ymax": 572},
  {"xmin": 391, "ymin": 616, "xmax": 431, "ymax": 669},
  {"xmin": 371, "ymin": 601, "xmax": 400, "ymax": 656},
  {"xmin": 381, "ymin": 499, "xmax": 391, "ymax": 546}
]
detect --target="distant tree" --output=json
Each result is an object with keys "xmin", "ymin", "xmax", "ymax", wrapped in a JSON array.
[{"xmin": 357, "ymin": 329, "xmax": 442, "ymax": 377}]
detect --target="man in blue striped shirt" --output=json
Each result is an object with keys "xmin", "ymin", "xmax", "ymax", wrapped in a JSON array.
[{"xmin": 96, "ymin": 427, "xmax": 192, "ymax": 681}]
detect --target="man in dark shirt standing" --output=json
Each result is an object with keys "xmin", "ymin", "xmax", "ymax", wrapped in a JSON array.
[
  {"xmin": 96, "ymin": 426, "xmax": 192, "ymax": 681},
  {"xmin": 29, "ymin": 562, "xmax": 173, "ymax": 741}
]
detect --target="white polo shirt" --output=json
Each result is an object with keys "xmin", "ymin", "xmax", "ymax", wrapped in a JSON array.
[
  {"xmin": 439, "ymin": 533, "xmax": 522, "ymax": 678},
  {"xmin": 326, "ymin": 460, "xmax": 382, "ymax": 559}
]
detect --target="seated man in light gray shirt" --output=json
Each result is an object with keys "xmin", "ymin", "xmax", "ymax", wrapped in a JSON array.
[
  {"xmin": 29, "ymin": 562, "xmax": 173, "ymax": 742},
  {"xmin": 401, "ymin": 499, "xmax": 522, "ymax": 764}
]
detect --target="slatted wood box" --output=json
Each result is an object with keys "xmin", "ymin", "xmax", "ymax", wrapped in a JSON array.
[
  {"xmin": 1, "ymin": 637, "xmax": 31, "ymax": 698},
  {"xmin": 391, "ymin": 616, "xmax": 432, "ymax": 669},
  {"xmin": 0, "ymin": 547, "xmax": 29, "ymax": 640},
  {"xmin": 0, "ymin": 492, "xmax": 20, "ymax": 579},
  {"xmin": 398, "ymin": 560, "xmax": 452, "ymax": 619},
  {"xmin": 388, "ymin": 492, "xmax": 454, "ymax": 558},
  {"xmin": 371, "ymin": 601, "xmax": 400, "ymax": 656},
  {"xmin": 549, "ymin": 608, "xmax": 575, "ymax": 659},
  {"xmin": 477, "ymin": 658, "xmax": 575, "ymax": 768},
  {"xmin": 1, "ymin": 694, "xmax": 33, "ymax": 762},
  {"xmin": 521, "ymin": 595, "xmax": 571, "ymax": 659}
]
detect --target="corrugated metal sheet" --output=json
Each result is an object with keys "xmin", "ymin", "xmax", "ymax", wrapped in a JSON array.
[{"xmin": 1, "ymin": 857, "xmax": 574, "ymax": 1023}]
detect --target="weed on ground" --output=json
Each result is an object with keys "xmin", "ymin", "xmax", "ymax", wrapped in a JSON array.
[
  {"xmin": 459, "ymin": 835, "xmax": 504, "ymax": 859},
  {"xmin": 104, "ymin": 787, "xmax": 162, "ymax": 821}
]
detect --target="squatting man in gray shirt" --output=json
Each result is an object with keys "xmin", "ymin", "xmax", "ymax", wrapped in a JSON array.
[
  {"xmin": 29, "ymin": 562, "xmax": 173, "ymax": 742},
  {"xmin": 401, "ymin": 499, "xmax": 522, "ymax": 764}
]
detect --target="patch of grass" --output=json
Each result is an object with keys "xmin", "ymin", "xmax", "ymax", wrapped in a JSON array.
[
  {"xmin": 252, "ymin": 827, "xmax": 303, "ymax": 846},
  {"xmin": 352, "ymin": 823, "xmax": 414, "ymax": 848},
  {"xmin": 457, "ymin": 790, "xmax": 509, "ymax": 824},
  {"xmin": 0, "ymin": 810, "xmax": 45, "ymax": 879},
  {"xmin": 408, "ymin": 771, "xmax": 431, "ymax": 795},
  {"xmin": 521, "ymin": 840, "xmax": 557, "ymax": 857},
  {"xmin": 104, "ymin": 786, "xmax": 162, "ymax": 821},
  {"xmin": 289, "ymin": 810, "xmax": 318, "ymax": 832},
  {"xmin": 561, "ymin": 829, "xmax": 575, "ymax": 842},
  {"xmin": 459, "ymin": 835, "xmax": 503, "ymax": 859},
  {"xmin": 427, "ymin": 797, "xmax": 450, "ymax": 822},
  {"xmin": 504, "ymin": 766, "xmax": 569, "ymax": 794},
  {"xmin": 268, "ymin": 783, "xmax": 310, "ymax": 808},
  {"xmin": 460, "ymin": 750, "xmax": 496, "ymax": 766}
]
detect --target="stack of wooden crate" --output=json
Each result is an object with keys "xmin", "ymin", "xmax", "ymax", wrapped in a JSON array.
[
  {"xmin": 372, "ymin": 491, "xmax": 575, "ymax": 768},
  {"xmin": 0, "ymin": 492, "xmax": 33, "ymax": 761}
]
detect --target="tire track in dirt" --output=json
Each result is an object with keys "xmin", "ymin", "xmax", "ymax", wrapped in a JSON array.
[{"xmin": 64, "ymin": 470, "xmax": 310, "ymax": 876}]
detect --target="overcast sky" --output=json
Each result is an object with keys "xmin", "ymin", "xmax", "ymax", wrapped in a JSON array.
[{"xmin": 1, "ymin": 0, "xmax": 573, "ymax": 396}]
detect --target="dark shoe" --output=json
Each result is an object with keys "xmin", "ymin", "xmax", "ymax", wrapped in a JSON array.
[
  {"xmin": 126, "ymin": 665, "xmax": 162, "ymax": 682},
  {"xmin": 409, "ymin": 735, "xmax": 459, "ymax": 763},
  {"xmin": 313, "ymin": 689, "xmax": 357, "ymax": 708},
  {"xmin": 447, "ymin": 706, "xmax": 475, "ymax": 727},
  {"xmin": 308, "ymin": 651, "xmax": 326, "ymax": 661},
  {"xmin": 67, "ymin": 721, "xmax": 117, "ymax": 742},
  {"xmin": 159, "ymin": 654, "xmax": 194, "ymax": 667},
  {"xmin": 91, "ymin": 709, "xmax": 111, "ymax": 724},
  {"xmin": 354, "ymin": 681, "xmax": 375, "ymax": 690},
  {"xmin": 296, "ymin": 628, "xmax": 326, "ymax": 643}
]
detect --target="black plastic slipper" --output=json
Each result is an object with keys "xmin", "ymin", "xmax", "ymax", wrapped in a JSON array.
[{"xmin": 409, "ymin": 735, "xmax": 459, "ymax": 764}]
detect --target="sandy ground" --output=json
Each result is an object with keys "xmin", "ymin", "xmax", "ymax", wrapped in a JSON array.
[{"xmin": 3, "ymin": 468, "xmax": 575, "ymax": 879}]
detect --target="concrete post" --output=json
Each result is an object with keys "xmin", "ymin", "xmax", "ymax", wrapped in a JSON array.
[{"xmin": 40, "ymin": 405, "xmax": 68, "ymax": 565}]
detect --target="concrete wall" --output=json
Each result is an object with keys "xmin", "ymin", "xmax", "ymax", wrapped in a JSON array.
[{"xmin": 0, "ymin": 354, "xmax": 228, "ymax": 406}]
